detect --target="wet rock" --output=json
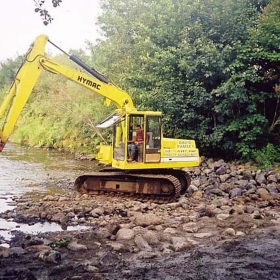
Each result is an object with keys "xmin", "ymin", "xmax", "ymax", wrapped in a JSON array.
[
  {"xmin": 221, "ymin": 228, "xmax": 236, "ymax": 239},
  {"xmin": 106, "ymin": 241, "xmax": 128, "ymax": 252},
  {"xmin": 26, "ymin": 245, "xmax": 52, "ymax": 252},
  {"xmin": 51, "ymin": 212, "xmax": 68, "ymax": 224},
  {"xmin": 1, "ymin": 156, "xmax": 280, "ymax": 279},
  {"xmin": 99, "ymin": 251, "xmax": 121, "ymax": 266},
  {"xmin": 67, "ymin": 240, "xmax": 88, "ymax": 251},
  {"xmin": 2, "ymin": 268, "xmax": 36, "ymax": 280},
  {"xmin": 95, "ymin": 227, "xmax": 111, "ymax": 239},
  {"xmin": 38, "ymin": 249, "xmax": 61, "ymax": 264}
]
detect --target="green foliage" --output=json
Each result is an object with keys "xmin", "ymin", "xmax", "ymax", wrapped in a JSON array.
[
  {"xmin": 253, "ymin": 143, "xmax": 280, "ymax": 168},
  {"xmin": 2, "ymin": 52, "xmax": 111, "ymax": 154},
  {"xmin": 50, "ymin": 237, "xmax": 69, "ymax": 249},
  {"xmin": 1, "ymin": 0, "xmax": 280, "ymax": 164},
  {"xmin": 94, "ymin": 0, "xmax": 277, "ymax": 161},
  {"xmin": 0, "ymin": 56, "xmax": 24, "ymax": 127}
]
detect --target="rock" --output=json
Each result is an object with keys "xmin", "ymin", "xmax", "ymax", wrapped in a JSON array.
[
  {"xmin": 221, "ymin": 228, "xmax": 236, "ymax": 239},
  {"xmin": 163, "ymin": 228, "xmax": 177, "ymax": 234},
  {"xmin": 106, "ymin": 242, "xmax": 129, "ymax": 252},
  {"xmin": 251, "ymin": 210, "xmax": 263, "ymax": 219},
  {"xmin": 192, "ymin": 190, "xmax": 203, "ymax": 198},
  {"xmin": 257, "ymin": 188, "xmax": 270, "ymax": 200},
  {"xmin": 134, "ymin": 235, "xmax": 152, "ymax": 251},
  {"xmin": 143, "ymin": 230, "xmax": 160, "ymax": 245},
  {"xmin": 220, "ymin": 174, "xmax": 231, "ymax": 183},
  {"xmin": 216, "ymin": 165, "xmax": 227, "ymax": 175},
  {"xmin": 171, "ymin": 237, "xmax": 190, "ymax": 252},
  {"xmin": 230, "ymin": 188, "xmax": 242, "ymax": 198},
  {"xmin": 256, "ymin": 171, "xmax": 267, "ymax": 185},
  {"xmin": 51, "ymin": 212, "xmax": 68, "ymax": 224},
  {"xmin": 26, "ymin": 245, "xmax": 52, "ymax": 252},
  {"xmin": 99, "ymin": 251, "xmax": 121, "ymax": 266},
  {"xmin": 116, "ymin": 228, "xmax": 135, "ymax": 241},
  {"xmin": 133, "ymin": 213, "xmax": 162, "ymax": 227},
  {"xmin": 216, "ymin": 213, "xmax": 230, "ymax": 220},
  {"xmin": 193, "ymin": 232, "xmax": 213, "ymax": 239},
  {"xmin": 38, "ymin": 249, "xmax": 61, "ymax": 264},
  {"xmin": 43, "ymin": 195, "xmax": 56, "ymax": 201},
  {"xmin": 137, "ymin": 251, "xmax": 159, "ymax": 259},
  {"xmin": 242, "ymin": 170, "xmax": 253, "ymax": 180},
  {"xmin": 182, "ymin": 222, "xmax": 199, "ymax": 233},
  {"xmin": 90, "ymin": 207, "xmax": 104, "ymax": 217},
  {"xmin": 267, "ymin": 174, "xmax": 278, "ymax": 183},
  {"xmin": 0, "ymin": 248, "xmax": 13, "ymax": 258},
  {"xmin": 96, "ymin": 228, "xmax": 111, "ymax": 239},
  {"xmin": 67, "ymin": 240, "xmax": 88, "ymax": 251}
]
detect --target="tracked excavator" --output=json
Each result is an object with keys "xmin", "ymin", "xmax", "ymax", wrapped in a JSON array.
[{"xmin": 0, "ymin": 35, "xmax": 200, "ymax": 203}]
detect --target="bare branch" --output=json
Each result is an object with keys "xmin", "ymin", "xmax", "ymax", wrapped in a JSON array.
[{"xmin": 34, "ymin": 0, "xmax": 62, "ymax": 25}]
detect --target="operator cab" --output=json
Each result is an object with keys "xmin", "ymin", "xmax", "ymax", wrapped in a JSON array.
[{"xmin": 98, "ymin": 111, "xmax": 162, "ymax": 164}]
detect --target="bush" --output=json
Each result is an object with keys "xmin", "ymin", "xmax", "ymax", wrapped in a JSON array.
[{"xmin": 253, "ymin": 143, "xmax": 280, "ymax": 169}]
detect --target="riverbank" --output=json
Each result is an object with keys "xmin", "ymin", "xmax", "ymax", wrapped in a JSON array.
[{"xmin": 1, "ymin": 157, "xmax": 280, "ymax": 279}]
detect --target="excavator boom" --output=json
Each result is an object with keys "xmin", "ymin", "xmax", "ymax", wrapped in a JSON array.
[{"xmin": 0, "ymin": 35, "xmax": 135, "ymax": 151}]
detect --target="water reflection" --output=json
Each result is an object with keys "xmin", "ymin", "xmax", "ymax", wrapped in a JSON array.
[
  {"xmin": 0, "ymin": 219, "xmax": 89, "ymax": 241},
  {"xmin": 0, "ymin": 142, "xmax": 99, "ymax": 239}
]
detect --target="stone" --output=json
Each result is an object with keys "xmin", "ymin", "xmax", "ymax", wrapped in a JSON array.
[
  {"xmin": 67, "ymin": 240, "xmax": 87, "ymax": 251},
  {"xmin": 143, "ymin": 230, "xmax": 160, "ymax": 245},
  {"xmin": 116, "ymin": 228, "xmax": 135, "ymax": 241},
  {"xmin": 134, "ymin": 235, "xmax": 152, "ymax": 251},
  {"xmin": 172, "ymin": 237, "xmax": 190, "ymax": 252},
  {"xmin": 182, "ymin": 222, "xmax": 199, "ymax": 233},
  {"xmin": 38, "ymin": 249, "xmax": 61, "ymax": 264},
  {"xmin": 133, "ymin": 213, "xmax": 162, "ymax": 227}
]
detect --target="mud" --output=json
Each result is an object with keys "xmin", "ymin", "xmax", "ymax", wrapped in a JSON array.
[
  {"xmin": 1, "ymin": 191, "xmax": 280, "ymax": 280},
  {"xmin": 2, "ymin": 225, "xmax": 280, "ymax": 279}
]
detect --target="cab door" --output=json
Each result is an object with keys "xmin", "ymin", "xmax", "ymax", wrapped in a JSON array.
[{"xmin": 145, "ymin": 115, "xmax": 161, "ymax": 163}]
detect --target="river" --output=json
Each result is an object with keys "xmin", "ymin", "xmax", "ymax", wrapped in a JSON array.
[{"xmin": 0, "ymin": 142, "xmax": 98, "ymax": 241}]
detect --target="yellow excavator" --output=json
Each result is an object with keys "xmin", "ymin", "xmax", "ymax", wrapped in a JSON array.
[{"xmin": 0, "ymin": 35, "xmax": 200, "ymax": 203}]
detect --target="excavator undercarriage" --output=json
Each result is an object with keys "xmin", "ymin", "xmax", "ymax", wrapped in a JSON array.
[{"xmin": 74, "ymin": 169, "xmax": 191, "ymax": 203}]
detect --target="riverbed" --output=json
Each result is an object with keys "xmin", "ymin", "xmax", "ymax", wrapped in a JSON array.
[{"xmin": 0, "ymin": 142, "xmax": 97, "ymax": 240}]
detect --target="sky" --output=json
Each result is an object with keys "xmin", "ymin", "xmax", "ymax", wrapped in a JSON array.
[{"xmin": 0, "ymin": 0, "xmax": 102, "ymax": 61}]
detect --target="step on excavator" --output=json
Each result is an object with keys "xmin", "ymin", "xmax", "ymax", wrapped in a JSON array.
[{"xmin": 0, "ymin": 35, "xmax": 200, "ymax": 203}]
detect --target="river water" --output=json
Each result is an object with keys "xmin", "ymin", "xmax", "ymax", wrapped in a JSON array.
[{"xmin": 0, "ymin": 142, "xmax": 98, "ymax": 241}]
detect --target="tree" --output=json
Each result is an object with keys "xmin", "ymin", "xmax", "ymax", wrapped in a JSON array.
[
  {"xmin": 93, "ymin": 0, "xmax": 274, "ymax": 160},
  {"xmin": 34, "ymin": 0, "xmax": 63, "ymax": 25}
]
